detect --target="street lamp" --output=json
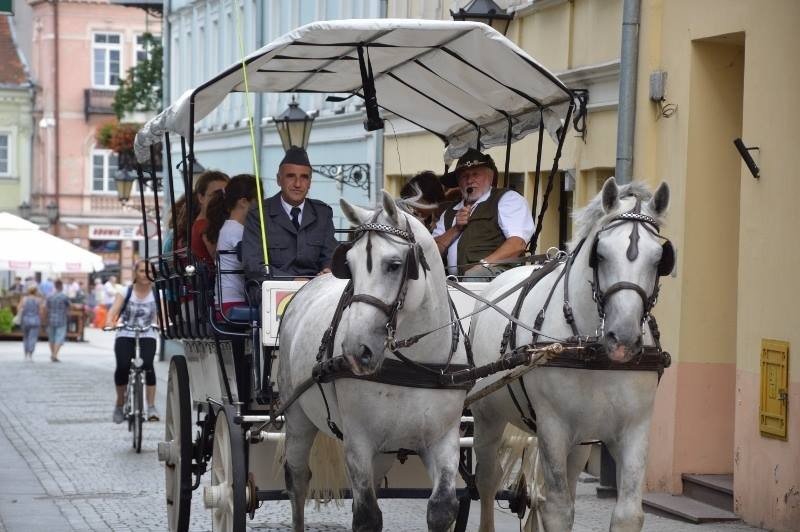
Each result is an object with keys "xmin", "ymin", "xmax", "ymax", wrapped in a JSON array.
[
  {"xmin": 46, "ymin": 201, "xmax": 59, "ymax": 224},
  {"xmin": 114, "ymin": 168, "xmax": 137, "ymax": 204},
  {"xmin": 273, "ymin": 97, "xmax": 315, "ymax": 151},
  {"xmin": 18, "ymin": 201, "xmax": 31, "ymax": 220},
  {"xmin": 272, "ymin": 99, "xmax": 372, "ymax": 194},
  {"xmin": 450, "ymin": 0, "xmax": 514, "ymax": 36}
]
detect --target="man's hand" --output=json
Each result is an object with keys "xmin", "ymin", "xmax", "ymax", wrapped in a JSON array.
[
  {"xmin": 317, "ymin": 268, "xmax": 331, "ymax": 276},
  {"xmin": 454, "ymin": 206, "xmax": 471, "ymax": 229}
]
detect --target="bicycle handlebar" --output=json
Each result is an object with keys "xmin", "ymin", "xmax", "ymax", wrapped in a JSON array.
[{"xmin": 103, "ymin": 324, "xmax": 160, "ymax": 333}]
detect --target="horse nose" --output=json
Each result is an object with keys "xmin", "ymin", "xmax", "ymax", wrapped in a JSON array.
[
  {"xmin": 606, "ymin": 330, "xmax": 618, "ymax": 344},
  {"xmin": 359, "ymin": 345, "xmax": 373, "ymax": 367}
]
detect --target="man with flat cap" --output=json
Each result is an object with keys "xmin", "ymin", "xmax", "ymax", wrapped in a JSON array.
[
  {"xmin": 242, "ymin": 146, "xmax": 337, "ymax": 284},
  {"xmin": 432, "ymin": 148, "xmax": 534, "ymax": 277}
]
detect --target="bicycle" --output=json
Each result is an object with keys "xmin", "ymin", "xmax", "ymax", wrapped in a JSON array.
[{"xmin": 105, "ymin": 324, "xmax": 157, "ymax": 453}]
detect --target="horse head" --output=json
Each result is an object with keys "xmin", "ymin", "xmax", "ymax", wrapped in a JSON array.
[
  {"xmin": 585, "ymin": 177, "xmax": 672, "ymax": 362},
  {"xmin": 335, "ymin": 191, "xmax": 435, "ymax": 375}
]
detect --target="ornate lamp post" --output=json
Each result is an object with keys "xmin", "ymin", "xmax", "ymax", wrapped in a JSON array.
[
  {"xmin": 114, "ymin": 168, "xmax": 137, "ymax": 204},
  {"xmin": 273, "ymin": 97, "xmax": 314, "ymax": 151},
  {"xmin": 450, "ymin": 0, "xmax": 514, "ymax": 36},
  {"xmin": 273, "ymin": 98, "xmax": 371, "ymax": 194}
]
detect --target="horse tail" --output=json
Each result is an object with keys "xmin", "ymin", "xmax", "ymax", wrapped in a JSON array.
[
  {"xmin": 496, "ymin": 424, "xmax": 546, "ymax": 531},
  {"xmin": 308, "ymin": 432, "xmax": 348, "ymax": 506},
  {"xmin": 498, "ymin": 424, "xmax": 537, "ymax": 487},
  {"xmin": 274, "ymin": 428, "xmax": 348, "ymax": 507}
]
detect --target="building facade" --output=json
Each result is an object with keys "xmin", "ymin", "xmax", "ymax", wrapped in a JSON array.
[
  {"xmin": 0, "ymin": 15, "xmax": 33, "ymax": 216},
  {"xmin": 24, "ymin": 0, "xmax": 160, "ymax": 282},
  {"xmin": 165, "ymin": 0, "xmax": 385, "ymax": 227},
  {"xmin": 386, "ymin": 1, "xmax": 799, "ymax": 530}
]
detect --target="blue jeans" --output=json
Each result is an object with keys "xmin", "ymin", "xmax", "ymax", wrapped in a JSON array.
[
  {"xmin": 22, "ymin": 325, "xmax": 39, "ymax": 354},
  {"xmin": 47, "ymin": 324, "xmax": 67, "ymax": 345}
]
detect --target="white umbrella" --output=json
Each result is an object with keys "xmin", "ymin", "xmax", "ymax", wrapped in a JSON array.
[{"xmin": 0, "ymin": 212, "xmax": 105, "ymax": 273}]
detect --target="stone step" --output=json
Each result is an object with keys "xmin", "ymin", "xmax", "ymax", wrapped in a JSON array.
[
  {"xmin": 643, "ymin": 492, "xmax": 739, "ymax": 524},
  {"xmin": 682, "ymin": 473, "xmax": 734, "ymax": 512}
]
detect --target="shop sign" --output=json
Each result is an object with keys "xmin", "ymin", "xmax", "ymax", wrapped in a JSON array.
[{"xmin": 89, "ymin": 225, "xmax": 144, "ymax": 241}]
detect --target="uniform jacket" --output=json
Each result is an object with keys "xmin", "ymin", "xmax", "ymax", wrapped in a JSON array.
[{"xmin": 242, "ymin": 193, "xmax": 337, "ymax": 281}]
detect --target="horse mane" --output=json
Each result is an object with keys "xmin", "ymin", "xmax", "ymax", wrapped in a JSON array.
[{"xmin": 568, "ymin": 181, "xmax": 664, "ymax": 250}]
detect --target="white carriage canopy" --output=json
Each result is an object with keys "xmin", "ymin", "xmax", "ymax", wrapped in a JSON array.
[{"xmin": 135, "ymin": 19, "xmax": 574, "ymax": 165}]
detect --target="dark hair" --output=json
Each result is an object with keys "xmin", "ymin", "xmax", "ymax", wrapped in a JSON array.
[
  {"xmin": 194, "ymin": 170, "xmax": 229, "ymax": 196},
  {"xmin": 204, "ymin": 174, "xmax": 258, "ymax": 244},
  {"xmin": 54, "ymin": 280, "xmax": 63, "ymax": 291},
  {"xmin": 400, "ymin": 171, "xmax": 445, "ymax": 204}
]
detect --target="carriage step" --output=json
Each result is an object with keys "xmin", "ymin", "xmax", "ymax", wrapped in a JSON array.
[
  {"xmin": 642, "ymin": 493, "xmax": 738, "ymax": 524},
  {"xmin": 681, "ymin": 473, "xmax": 733, "ymax": 511}
]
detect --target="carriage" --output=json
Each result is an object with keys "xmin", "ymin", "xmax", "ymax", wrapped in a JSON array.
[{"xmin": 129, "ymin": 18, "xmax": 623, "ymax": 532}]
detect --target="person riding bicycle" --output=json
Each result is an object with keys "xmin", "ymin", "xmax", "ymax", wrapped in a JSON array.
[{"xmin": 106, "ymin": 260, "xmax": 160, "ymax": 423}]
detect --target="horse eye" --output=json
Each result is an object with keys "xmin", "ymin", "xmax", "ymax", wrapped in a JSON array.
[
  {"xmin": 385, "ymin": 259, "xmax": 403, "ymax": 273},
  {"xmin": 596, "ymin": 253, "xmax": 605, "ymax": 263}
]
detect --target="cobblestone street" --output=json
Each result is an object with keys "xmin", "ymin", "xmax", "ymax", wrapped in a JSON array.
[{"xmin": 0, "ymin": 330, "xmax": 765, "ymax": 532}]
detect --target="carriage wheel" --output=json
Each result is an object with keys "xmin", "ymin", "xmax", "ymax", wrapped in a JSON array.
[
  {"xmin": 203, "ymin": 405, "xmax": 247, "ymax": 532},
  {"xmin": 159, "ymin": 355, "xmax": 192, "ymax": 532}
]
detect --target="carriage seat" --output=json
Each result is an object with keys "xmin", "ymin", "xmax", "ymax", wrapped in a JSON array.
[{"xmin": 226, "ymin": 305, "xmax": 259, "ymax": 324}]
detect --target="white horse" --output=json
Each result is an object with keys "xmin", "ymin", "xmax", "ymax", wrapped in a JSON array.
[
  {"xmin": 469, "ymin": 178, "xmax": 672, "ymax": 531},
  {"xmin": 278, "ymin": 191, "xmax": 469, "ymax": 532}
]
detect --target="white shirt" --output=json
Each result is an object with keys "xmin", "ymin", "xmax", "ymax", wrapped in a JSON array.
[
  {"xmin": 280, "ymin": 197, "xmax": 305, "ymax": 226},
  {"xmin": 217, "ymin": 219, "xmax": 246, "ymax": 304},
  {"xmin": 432, "ymin": 188, "xmax": 535, "ymax": 275}
]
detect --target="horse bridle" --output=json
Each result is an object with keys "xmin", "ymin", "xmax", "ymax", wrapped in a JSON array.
[
  {"xmin": 588, "ymin": 200, "xmax": 675, "ymax": 331},
  {"xmin": 331, "ymin": 211, "xmax": 429, "ymax": 344}
]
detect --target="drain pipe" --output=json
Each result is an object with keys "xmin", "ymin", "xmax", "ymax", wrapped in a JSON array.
[
  {"xmin": 52, "ymin": 0, "xmax": 60, "ymax": 235},
  {"xmin": 614, "ymin": 0, "xmax": 641, "ymax": 185}
]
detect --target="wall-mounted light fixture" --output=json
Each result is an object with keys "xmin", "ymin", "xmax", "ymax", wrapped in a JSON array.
[{"xmin": 733, "ymin": 138, "xmax": 760, "ymax": 179}]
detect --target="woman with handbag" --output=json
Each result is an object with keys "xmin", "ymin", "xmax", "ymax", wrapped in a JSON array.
[{"xmin": 16, "ymin": 285, "xmax": 43, "ymax": 360}]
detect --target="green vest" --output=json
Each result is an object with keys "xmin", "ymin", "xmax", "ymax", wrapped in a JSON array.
[{"xmin": 442, "ymin": 188, "xmax": 509, "ymax": 275}]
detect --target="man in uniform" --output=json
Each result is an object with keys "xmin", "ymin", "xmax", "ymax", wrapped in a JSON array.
[
  {"xmin": 432, "ymin": 148, "xmax": 534, "ymax": 277},
  {"xmin": 242, "ymin": 146, "xmax": 337, "ymax": 284}
]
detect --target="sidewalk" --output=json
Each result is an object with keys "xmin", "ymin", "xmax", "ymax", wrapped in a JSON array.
[{"xmin": 0, "ymin": 329, "xmax": 765, "ymax": 531}]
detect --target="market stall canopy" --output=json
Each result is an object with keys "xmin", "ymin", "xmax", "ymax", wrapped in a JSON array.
[
  {"xmin": 0, "ymin": 212, "xmax": 105, "ymax": 273},
  {"xmin": 135, "ymin": 18, "xmax": 573, "ymax": 164}
]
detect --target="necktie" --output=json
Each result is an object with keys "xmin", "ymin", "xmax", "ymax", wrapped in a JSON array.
[{"xmin": 290, "ymin": 207, "xmax": 301, "ymax": 230}]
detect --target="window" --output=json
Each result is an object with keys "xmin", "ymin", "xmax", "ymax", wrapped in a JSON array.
[
  {"xmin": 92, "ymin": 149, "xmax": 119, "ymax": 192},
  {"xmin": 92, "ymin": 32, "xmax": 123, "ymax": 88},
  {"xmin": 0, "ymin": 134, "xmax": 9, "ymax": 176},
  {"xmin": 135, "ymin": 34, "xmax": 149, "ymax": 66}
]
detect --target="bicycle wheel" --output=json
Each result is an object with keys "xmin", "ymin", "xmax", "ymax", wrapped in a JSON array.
[
  {"xmin": 126, "ymin": 380, "xmax": 134, "ymax": 433},
  {"xmin": 133, "ymin": 372, "xmax": 144, "ymax": 453}
]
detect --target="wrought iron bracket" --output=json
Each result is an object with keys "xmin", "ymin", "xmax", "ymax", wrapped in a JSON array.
[{"xmin": 311, "ymin": 163, "xmax": 371, "ymax": 195}]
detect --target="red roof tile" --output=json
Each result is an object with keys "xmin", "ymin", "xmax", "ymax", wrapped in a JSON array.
[{"xmin": 0, "ymin": 16, "xmax": 28, "ymax": 86}]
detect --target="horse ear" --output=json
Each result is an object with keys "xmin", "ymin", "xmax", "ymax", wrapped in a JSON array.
[
  {"xmin": 381, "ymin": 190, "xmax": 399, "ymax": 225},
  {"xmin": 340, "ymin": 198, "xmax": 371, "ymax": 226},
  {"xmin": 601, "ymin": 177, "xmax": 619, "ymax": 213},
  {"xmin": 649, "ymin": 181, "xmax": 670, "ymax": 216}
]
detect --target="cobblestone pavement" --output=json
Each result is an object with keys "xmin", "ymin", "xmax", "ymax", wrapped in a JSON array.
[{"xmin": 0, "ymin": 330, "xmax": 765, "ymax": 531}]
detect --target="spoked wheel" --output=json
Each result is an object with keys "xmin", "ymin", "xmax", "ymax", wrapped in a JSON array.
[
  {"xmin": 203, "ymin": 405, "xmax": 247, "ymax": 532},
  {"xmin": 159, "ymin": 355, "xmax": 192, "ymax": 532},
  {"xmin": 132, "ymin": 374, "xmax": 144, "ymax": 453}
]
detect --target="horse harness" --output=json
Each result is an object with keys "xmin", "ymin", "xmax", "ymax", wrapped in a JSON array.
[
  {"xmin": 310, "ymin": 214, "xmax": 474, "ymax": 438},
  {"xmin": 498, "ymin": 201, "xmax": 674, "ymax": 432}
]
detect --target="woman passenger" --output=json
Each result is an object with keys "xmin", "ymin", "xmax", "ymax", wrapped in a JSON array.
[
  {"xmin": 204, "ymin": 174, "xmax": 258, "ymax": 315},
  {"xmin": 190, "ymin": 171, "xmax": 229, "ymax": 265}
]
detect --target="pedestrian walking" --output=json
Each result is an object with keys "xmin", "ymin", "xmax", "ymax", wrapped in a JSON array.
[
  {"xmin": 103, "ymin": 276, "xmax": 117, "ymax": 310},
  {"xmin": 43, "ymin": 280, "xmax": 71, "ymax": 362},
  {"xmin": 16, "ymin": 286, "xmax": 43, "ymax": 360}
]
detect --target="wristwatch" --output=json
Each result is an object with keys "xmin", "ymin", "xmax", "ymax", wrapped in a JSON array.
[{"xmin": 479, "ymin": 259, "xmax": 495, "ymax": 273}]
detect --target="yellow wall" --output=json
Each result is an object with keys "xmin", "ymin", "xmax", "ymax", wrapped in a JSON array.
[{"xmin": 384, "ymin": 2, "xmax": 800, "ymax": 527}]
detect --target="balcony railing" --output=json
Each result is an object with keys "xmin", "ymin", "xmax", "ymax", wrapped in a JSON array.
[{"xmin": 84, "ymin": 89, "xmax": 116, "ymax": 121}]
